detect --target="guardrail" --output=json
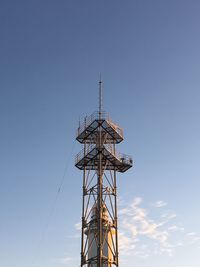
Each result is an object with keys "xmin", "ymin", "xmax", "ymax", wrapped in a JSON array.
[
  {"xmin": 75, "ymin": 144, "xmax": 96, "ymax": 165},
  {"xmin": 75, "ymin": 143, "xmax": 133, "ymax": 166},
  {"xmin": 77, "ymin": 111, "xmax": 123, "ymax": 138},
  {"xmin": 105, "ymin": 144, "xmax": 133, "ymax": 165}
]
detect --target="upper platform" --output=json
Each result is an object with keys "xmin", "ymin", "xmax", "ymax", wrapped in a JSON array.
[{"xmin": 76, "ymin": 111, "xmax": 124, "ymax": 144}]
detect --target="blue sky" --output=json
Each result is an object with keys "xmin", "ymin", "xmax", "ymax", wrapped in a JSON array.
[{"xmin": 0, "ymin": 0, "xmax": 200, "ymax": 266}]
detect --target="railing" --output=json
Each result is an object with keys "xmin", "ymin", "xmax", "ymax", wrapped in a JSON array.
[
  {"xmin": 77, "ymin": 111, "xmax": 123, "ymax": 138},
  {"xmin": 105, "ymin": 144, "xmax": 133, "ymax": 166},
  {"xmin": 75, "ymin": 144, "xmax": 96, "ymax": 165},
  {"xmin": 107, "ymin": 120, "xmax": 123, "ymax": 137},
  {"xmin": 75, "ymin": 143, "xmax": 133, "ymax": 166}
]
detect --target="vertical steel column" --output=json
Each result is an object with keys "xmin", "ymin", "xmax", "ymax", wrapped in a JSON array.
[
  {"xmin": 113, "ymin": 143, "xmax": 119, "ymax": 267},
  {"xmin": 81, "ymin": 141, "xmax": 86, "ymax": 266},
  {"xmin": 97, "ymin": 79, "xmax": 103, "ymax": 267}
]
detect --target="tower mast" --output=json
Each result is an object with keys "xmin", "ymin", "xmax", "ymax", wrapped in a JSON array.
[
  {"xmin": 75, "ymin": 81, "xmax": 133, "ymax": 267},
  {"xmin": 99, "ymin": 77, "xmax": 102, "ymax": 118},
  {"xmin": 97, "ymin": 78, "xmax": 103, "ymax": 267}
]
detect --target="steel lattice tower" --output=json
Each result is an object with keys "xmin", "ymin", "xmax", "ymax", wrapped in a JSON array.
[{"xmin": 75, "ymin": 81, "xmax": 133, "ymax": 267}]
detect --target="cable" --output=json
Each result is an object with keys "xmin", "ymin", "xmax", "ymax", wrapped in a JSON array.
[
  {"xmin": 43, "ymin": 139, "xmax": 76, "ymax": 232},
  {"xmin": 32, "ymin": 139, "xmax": 76, "ymax": 267}
]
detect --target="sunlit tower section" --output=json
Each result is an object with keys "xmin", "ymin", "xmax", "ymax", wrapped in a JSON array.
[{"xmin": 75, "ymin": 81, "xmax": 133, "ymax": 267}]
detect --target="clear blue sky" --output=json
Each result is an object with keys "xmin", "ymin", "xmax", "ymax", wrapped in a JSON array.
[{"xmin": 0, "ymin": 1, "xmax": 200, "ymax": 267}]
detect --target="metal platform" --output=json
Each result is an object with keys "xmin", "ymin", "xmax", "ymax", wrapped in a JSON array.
[
  {"xmin": 75, "ymin": 144, "xmax": 133, "ymax": 173},
  {"xmin": 77, "ymin": 111, "xmax": 124, "ymax": 144}
]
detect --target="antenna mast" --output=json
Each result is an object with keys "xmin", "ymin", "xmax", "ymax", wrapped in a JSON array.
[{"xmin": 99, "ymin": 77, "xmax": 102, "ymax": 119}]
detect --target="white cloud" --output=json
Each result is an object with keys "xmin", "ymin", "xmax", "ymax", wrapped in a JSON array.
[
  {"xmin": 59, "ymin": 256, "xmax": 73, "ymax": 264},
  {"xmin": 187, "ymin": 232, "xmax": 196, "ymax": 236},
  {"xmin": 161, "ymin": 211, "xmax": 177, "ymax": 220},
  {"xmin": 117, "ymin": 197, "xmax": 195, "ymax": 258},
  {"xmin": 118, "ymin": 231, "xmax": 137, "ymax": 255},
  {"xmin": 74, "ymin": 222, "xmax": 81, "ymax": 231},
  {"xmin": 119, "ymin": 197, "xmax": 171, "ymax": 256},
  {"xmin": 131, "ymin": 197, "xmax": 143, "ymax": 207},
  {"xmin": 152, "ymin": 200, "xmax": 167, "ymax": 208},
  {"xmin": 168, "ymin": 225, "xmax": 185, "ymax": 232},
  {"xmin": 186, "ymin": 232, "xmax": 200, "ymax": 244},
  {"xmin": 71, "ymin": 196, "xmax": 200, "ymax": 260}
]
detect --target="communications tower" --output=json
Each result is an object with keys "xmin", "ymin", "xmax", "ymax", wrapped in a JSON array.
[{"xmin": 75, "ymin": 81, "xmax": 133, "ymax": 267}]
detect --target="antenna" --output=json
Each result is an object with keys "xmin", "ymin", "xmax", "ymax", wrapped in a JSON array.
[
  {"xmin": 99, "ymin": 75, "xmax": 103, "ymax": 119},
  {"xmin": 78, "ymin": 117, "xmax": 81, "ymax": 128}
]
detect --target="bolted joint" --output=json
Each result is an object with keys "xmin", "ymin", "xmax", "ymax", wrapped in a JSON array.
[
  {"xmin": 82, "ymin": 217, "xmax": 87, "ymax": 228},
  {"xmin": 81, "ymin": 254, "xmax": 86, "ymax": 265},
  {"xmin": 83, "ymin": 186, "xmax": 87, "ymax": 195}
]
